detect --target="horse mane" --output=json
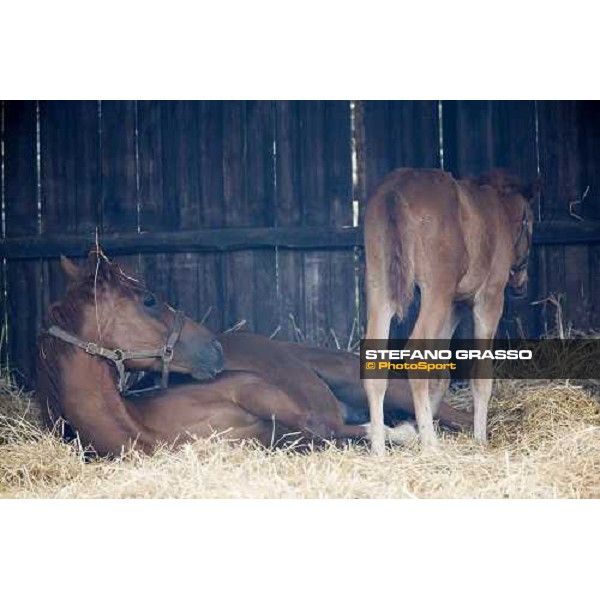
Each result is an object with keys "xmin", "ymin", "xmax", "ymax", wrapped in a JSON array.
[
  {"xmin": 477, "ymin": 169, "xmax": 539, "ymax": 200},
  {"xmin": 35, "ymin": 256, "xmax": 143, "ymax": 429}
]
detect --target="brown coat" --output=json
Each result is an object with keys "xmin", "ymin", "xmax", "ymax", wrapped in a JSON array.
[{"xmin": 363, "ymin": 168, "xmax": 535, "ymax": 454}]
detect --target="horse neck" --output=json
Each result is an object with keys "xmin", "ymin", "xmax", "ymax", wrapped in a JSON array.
[{"xmin": 56, "ymin": 349, "xmax": 157, "ymax": 455}]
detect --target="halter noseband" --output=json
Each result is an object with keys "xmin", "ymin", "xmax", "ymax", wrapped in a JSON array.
[
  {"xmin": 510, "ymin": 208, "xmax": 531, "ymax": 277},
  {"xmin": 42, "ymin": 309, "xmax": 186, "ymax": 393}
]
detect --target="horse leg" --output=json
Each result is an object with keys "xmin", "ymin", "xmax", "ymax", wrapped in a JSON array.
[
  {"xmin": 275, "ymin": 342, "xmax": 472, "ymax": 431},
  {"xmin": 407, "ymin": 291, "xmax": 455, "ymax": 447},
  {"xmin": 427, "ymin": 305, "xmax": 460, "ymax": 416},
  {"xmin": 363, "ymin": 301, "xmax": 394, "ymax": 456},
  {"xmin": 472, "ymin": 289, "xmax": 504, "ymax": 442}
]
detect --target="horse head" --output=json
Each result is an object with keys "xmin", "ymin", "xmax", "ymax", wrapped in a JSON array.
[
  {"xmin": 478, "ymin": 170, "xmax": 538, "ymax": 296},
  {"xmin": 54, "ymin": 250, "xmax": 224, "ymax": 382}
]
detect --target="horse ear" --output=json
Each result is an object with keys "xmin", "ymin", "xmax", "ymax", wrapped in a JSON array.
[
  {"xmin": 523, "ymin": 176, "xmax": 542, "ymax": 202},
  {"xmin": 60, "ymin": 255, "xmax": 82, "ymax": 281}
]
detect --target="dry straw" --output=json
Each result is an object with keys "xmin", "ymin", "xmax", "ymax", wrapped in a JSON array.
[{"xmin": 1, "ymin": 374, "xmax": 599, "ymax": 499}]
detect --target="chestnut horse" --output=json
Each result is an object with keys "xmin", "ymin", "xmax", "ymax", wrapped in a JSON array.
[
  {"xmin": 37, "ymin": 253, "xmax": 470, "ymax": 456},
  {"xmin": 363, "ymin": 169, "xmax": 536, "ymax": 455}
]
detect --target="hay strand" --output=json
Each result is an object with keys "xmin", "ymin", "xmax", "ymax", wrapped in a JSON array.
[{"xmin": 1, "ymin": 376, "xmax": 599, "ymax": 498}]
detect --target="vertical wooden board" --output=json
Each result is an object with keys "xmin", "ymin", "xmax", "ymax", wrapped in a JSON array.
[
  {"xmin": 537, "ymin": 101, "xmax": 580, "ymax": 221},
  {"xmin": 358, "ymin": 101, "xmax": 391, "ymax": 201},
  {"xmin": 196, "ymin": 101, "xmax": 225, "ymax": 333},
  {"xmin": 590, "ymin": 246, "xmax": 600, "ymax": 331},
  {"xmin": 299, "ymin": 101, "xmax": 330, "ymax": 345},
  {"xmin": 564, "ymin": 245, "xmax": 591, "ymax": 330},
  {"xmin": 219, "ymin": 101, "xmax": 278, "ymax": 336},
  {"xmin": 159, "ymin": 101, "xmax": 202, "ymax": 318},
  {"xmin": 0, "ymin": 262, "xmax": 5, "ymax": 370},
  {"xmin": 538, "ymin": 101, "xmax": 587, "ymax": 332},
  {"xmin": 442, "ymin": 101, "xmax": 495, "ymax": 178},
  {"xmin": 491, "ymin": 101, "xmax": 539, "ymax": 337},
  {"xmin": 577, "ymin": 101, "xmax": 600, "ymax": 220},
  {"xmin": 136, "ymin": 101, "xmax": 172, "ymax": 310},
  {"xmin": 323, "ymin": 101, "xmax": 355, "ymax": 348},
  {"xmin": 301, "ymin": 251, "xmax": 327, "ymax": 346},
  {"xmin": 137, "ymin": 101, "xmax": 165, "ymax": 232},
  {"xmin": 358, "ymin": 104, "xmax": 441, "ymax": 209},
  {"xmin": 1, "ymin": 100, "xmax": 6, "ymax": 368},
  {"xmin": 355, "ymin": 100, "xmax": 381, "ymax": 339},
  {"xmin": 3, "ymin": 101, "xmax": 42, "ymax": 386},
  {"xmin": 393, "ymin": 101, "xmax": 441, "ymax": 170},
  {"xmin": 578, "ymin": 101, "xmax": 600, "ymax": 331},
  {"xmin": 40, "ymin": 101, "xmax": 100, "ymax": 307},
  {"xmin": 245, "ymin": 101, "xmax": 278, "ymax": 337},
  {"xmin": 492, "ymin": 101, "xmax": 538, "ymax": 183},
  {"xmin": 221, "ymin": 101, "xmax": 254, "ymax": 331},
  {"xmin": 100, "ymin": 100, "xmax": 138, "ymax": 234},
  {"xmin": 161, "ymin": 101, "xmax": 202, "ymax": 229},
  {"xmin": 274, "ymin": 101, "xmax": 305, "ymax": 340},
  {"xmin": 98, "ymin": 101, "xmax": 140, "ymax": 284}
]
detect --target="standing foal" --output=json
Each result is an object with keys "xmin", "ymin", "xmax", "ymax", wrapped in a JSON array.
[{"xmin": 363, "ymin": 169, "xmax": 536, "ymax": 455}]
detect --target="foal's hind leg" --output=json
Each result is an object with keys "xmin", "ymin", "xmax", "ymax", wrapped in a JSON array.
[
  {"xmin": 427, "ymin": 305, "xmax": 460, "ymax": 417},
  {"xmin": 472, "ymin": 288, "xmax": 504, "ymax": 442},
  {"xmin": 407, "ymin": 291, "xmax": 455, "ymax": 447},
  {"xmin": 363, "ymin": 300, "xmax": 395, "ymax": 456}
]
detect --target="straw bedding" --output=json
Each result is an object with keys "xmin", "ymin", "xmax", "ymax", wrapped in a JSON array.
[{"xmin": 1, "ymin": 377, "xmax": 599, "ymax": 498}]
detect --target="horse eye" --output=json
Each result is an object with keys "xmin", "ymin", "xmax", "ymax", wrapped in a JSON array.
[{"xmin": 143, "ymin": 293, "xmax": 157, "ymax": 308}]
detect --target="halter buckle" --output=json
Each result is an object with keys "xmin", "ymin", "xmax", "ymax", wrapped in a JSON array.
[
  {"xmin": 85, "ymin": 342, "xmax": 99, "ymax": 355},
  {"xmin": 162, "ymin": 346, "xmax": 174, "ymax": 362}
]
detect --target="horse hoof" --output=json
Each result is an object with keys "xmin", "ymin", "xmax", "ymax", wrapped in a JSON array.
[
  {"xmin": 420, "ymin": 434, "xmax": 440, "ymax": 450},
  {"xmin": 370, "ymin": 440, "xmax": 386, "ymax": 457},
  {"xmin": 386, "ymin": 422, "xmax": 417, "ymax": 446}
]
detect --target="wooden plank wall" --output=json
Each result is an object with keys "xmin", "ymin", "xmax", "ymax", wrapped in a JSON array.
[
  {"xmin": 3, "ymin": 101, "xmax": 43, "ymax": 383},
  {"xmin": 0, "ymin": 100, "xmax": 360, "ymax": 385},
  {"xmin": 579, "ymin": 102, "xmax": 600, "ymax": 331},
  {"xmin": 1, "ymin": 100, "xmax": 600, "ymax": 388},
  {"xmin": 275, "ymin": 101, "xmax": 355, "ymax": 346},
  {"xmin": 537, "ymin": 101, "xmax": 600, "ymax": 333},
  {"xmin": 40, "ymin": 100, "xmax": 100, "ymax": 307}
]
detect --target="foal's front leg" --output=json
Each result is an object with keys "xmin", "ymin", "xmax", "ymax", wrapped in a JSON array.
[{"xmin": 472, "ymin": 291, "xmax": 504, "ymax": 442}]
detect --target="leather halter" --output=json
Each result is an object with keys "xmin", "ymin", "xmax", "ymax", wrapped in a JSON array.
[
  {"xmin": 510, "ymin": 208, "xmax": 531, "ymax": 277},
  {"xmin": 42, "ymin": 310, "xmax": 186, "ymax": 393}
]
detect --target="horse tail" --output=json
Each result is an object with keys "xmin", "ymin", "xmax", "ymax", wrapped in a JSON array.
[{"xmin": 384, "ymin": 192, "xmax": 414, "ymax": 319}]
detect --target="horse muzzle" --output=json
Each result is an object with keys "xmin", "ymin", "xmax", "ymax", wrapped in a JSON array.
[
  {"xmin": 190, "ymin": 339, "xmax": 225, "ymax": 380},
  {"xmin": 508, "ymin": 282, "xmax": 528, "ymax": 300}
]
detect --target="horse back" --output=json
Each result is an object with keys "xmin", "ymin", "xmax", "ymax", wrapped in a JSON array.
[
  {"xmin": 366, "ymin": 168, "xmax": 513, "ymax": 299},
  {"xmin": 365, "ymin": 169, "xmax": 468, "ymax": 297}
]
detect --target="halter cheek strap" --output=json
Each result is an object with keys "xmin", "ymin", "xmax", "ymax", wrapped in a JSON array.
[
  {"xmin": 510, "ymin": 209, "xmax": 531, "ymax": 277},
  {"xmin": 160, "ymin": 309, "xmax": 186, "ymax": 387},
  {"xmin": 43, "ymin": 310, "xmax": 186, "ymax": 393}
]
